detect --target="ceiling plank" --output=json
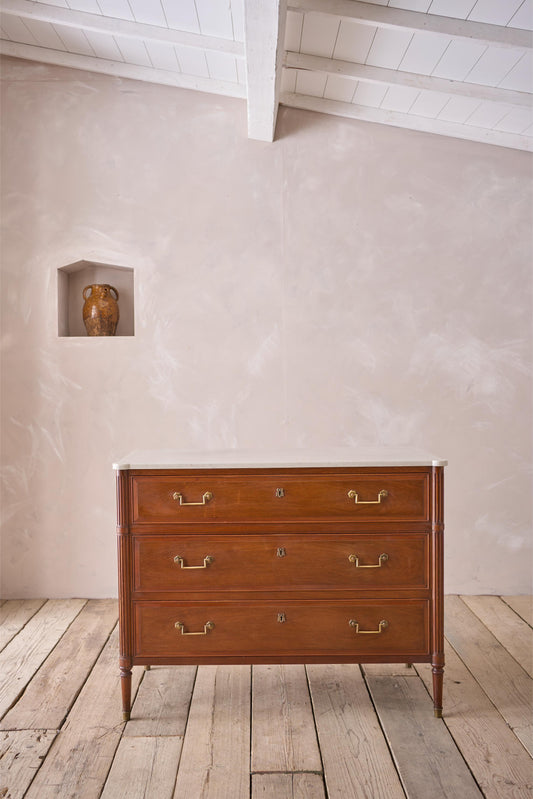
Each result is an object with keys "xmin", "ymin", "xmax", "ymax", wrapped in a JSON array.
[
  {"xmin": 244, "ymin": 0, "xmax": 287, "ymax": 141},
  {"xmin": 285, "ymin": 52, "xmax": 532, "ymax": 108},
  {"xmin": 0, "ymin": 39, "xmax": 246, "ymax": 98},
  {"xmin": 287, "ymin": 0, "xmax": 533, "ymax": 50},
  {"xmin": 280, "ymin": 90, "xmax": 532, "ymax": 151},
  {"xmin": 1, "ymin": 0, "xmax": 244, "ymax": 56}
]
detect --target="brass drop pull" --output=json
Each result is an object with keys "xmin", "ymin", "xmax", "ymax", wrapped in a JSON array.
[
  {"xmin": 347, "ymin": 489, "xmax": 388, "ymax": 505},
  {"xmin": 174, "ymin": 555, "xmax": 214, "ymax": 569},
  {"xmin": 349, "ymin": 619, "xmax": 388, "ymax": 634},
  {"xmin": 173, "ymin": 491, "xmax": 213, "ymax": 506},
  {"xmin": 175, "ymin": 621, "xmax": 215, "ymax": 636},
  {"xmin": 348, "ymin": 553, "xmax": 388, "ymax": 568}
]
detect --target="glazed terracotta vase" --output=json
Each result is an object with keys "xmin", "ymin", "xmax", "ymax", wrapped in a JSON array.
[{"xmin": 82, "ymin": 284, "xmax": 119, "ymax": 336}]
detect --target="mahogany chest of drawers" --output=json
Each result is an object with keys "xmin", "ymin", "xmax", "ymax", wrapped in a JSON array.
[{"xmin": 115, "ymin": 450, "xmax": 446, "ymax": 719}]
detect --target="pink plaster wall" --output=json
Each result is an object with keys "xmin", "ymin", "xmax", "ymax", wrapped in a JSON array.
[{"xmin": 1, "ymin": 56, "xmax": 531, "ymax": 597}]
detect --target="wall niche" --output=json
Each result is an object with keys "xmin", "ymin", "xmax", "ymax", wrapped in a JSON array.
[{"xmin": 58, "ymin": 260, "xmax": 134, "ymax": 337}]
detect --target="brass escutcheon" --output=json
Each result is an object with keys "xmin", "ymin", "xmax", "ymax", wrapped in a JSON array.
[
  {"xmin": 276, "ymin": 547, "xmax": 286, "ymax": 558},
  {"xmin": 277, "ymin": 613, "xmax": 286, "ymax": 623}
]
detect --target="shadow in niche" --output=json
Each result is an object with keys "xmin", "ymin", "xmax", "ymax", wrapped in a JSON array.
[
  {"xmin": 273, "ymin": 101, "xmax": 382, "ymax": 142},
  {"xmin": 274, "ymin": 103, "xmax": 329, "ymax": 141}
]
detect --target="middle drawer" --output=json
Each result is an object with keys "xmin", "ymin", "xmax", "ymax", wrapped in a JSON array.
[{"xmin": 133, "ymin": 533, "xmax": 429, "ymax": 593}]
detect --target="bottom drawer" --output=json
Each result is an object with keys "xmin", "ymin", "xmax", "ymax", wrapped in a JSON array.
[{"xmin": 133, "ymin": 600, "xmax": 429, "ymax": 658}]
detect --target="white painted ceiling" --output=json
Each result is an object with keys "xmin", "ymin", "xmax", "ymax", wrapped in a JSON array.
[{"xmin": 1, "ymin": 0, "xmax": 532, "ymax": 151}]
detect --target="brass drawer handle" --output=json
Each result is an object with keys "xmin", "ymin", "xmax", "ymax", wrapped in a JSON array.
[
  {"xmin": 175, "ymin": 621, "xmax": 215, "ymax": 636},
  {"xmin": 349, "ymin": 619, "xmax": 388, "ymax": 634},
  {"xmin": 174, "ymin": 555, "xmax": 214, "ymax": 569},
  {"xmin": 173, "ymin": 491, "xmax": 213, "ymax": 506},
  {"xmin": 348, "ymin": 553, "xmax": 388, "ymax": 568},
  {"xmin": 347, "ymin": 489, "xmax": 388, "ymax": 505}
]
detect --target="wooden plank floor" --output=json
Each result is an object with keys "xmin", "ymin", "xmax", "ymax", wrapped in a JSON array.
[{"xmin": 1, "ymin": 596, "xmax": 531, "ymax": 799}]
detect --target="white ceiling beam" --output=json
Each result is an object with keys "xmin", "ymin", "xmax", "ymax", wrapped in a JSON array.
[
  {"xmin": 1, "ymin": 0, "xmax": 244, "ymax": 56},
  {"xmin": 281, "ymin": 91, "xmax": 532, "ymax": 152},
  {"xmin": 0, "ymin": 40, "xmax": 246, "ymax": 99},
  {"xmin": 287, "ymin": 0, "xmax": 533, "ymax": 51},
  {"xmin": 244, "ymin": 0, "xmax": 287, "ymax": 141},
  {"xmin": 285, "ymin": 52, "xmax": 532, "ymax": 108}
]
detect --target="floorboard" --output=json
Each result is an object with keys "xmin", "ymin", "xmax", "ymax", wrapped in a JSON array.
[
  {"xmin": 100, "ymin": 736, "xmax": 182, "ymax": 799},
  {"xmin": 0, "ymin": 598, "xmax": 86, "ymax": 719},
  {"xmin": 365, "ymin": 672, "xmax": 483, "ymax": 799},
  {"xmin": 1, "ymin": 599, "xmax": 118, "ymax": 731},
  {"xmin": 502, "ymin": 596, "xmax": 533, "ymax": 627},
  {"xmin": 172, "ymin": 665, "xmax": 251, "ymax": 799},
  {"xmin": 445, "ymin": 596, "xmax": 533, "ymax": 756},
  {"xmin": 123, "ymin": 664, "xmax": 196, "ymax": 738},
  {"xmin": 23, "ymin": 626, "xmax": 143, "ymax": 799},
  {"xmin": 417, "ymin": 643, "xmax": 533, "ymax": 799},
  {"xmin": 252, "ymin": 664, "xmax": 322, "ymax": 773},
  {"xmin": 461, "ymin": 595, "xmax": 533, "ymax": 677},
  {"xmin": 307, "ymin": 663, "xmax": 405, "ymax": 799},
  {"xmin": 0, "ymin": 599, "xmax": 47, "ymax": 652},
  {"xmin": 0, "ymin": 729, "xmax": 57, "ymax": 799},
  {"xmin": 251, "ymin": 773, "xmax": 326, "ymax": 798},
  {"xmin": 0, "ymin": 596, "xmax": 531, "ymax": 799}
]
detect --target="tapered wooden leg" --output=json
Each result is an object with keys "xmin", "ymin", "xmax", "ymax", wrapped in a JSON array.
[
  {"xmin": 145, "ymin": 665, "xmax": 151, "ymax": 671},
  {"xmin": 432, "ymin": 661, "xmax": 444, "ymax": 718},
  {"xmin": 120, "ymin": 665, "xmax": 132, "ymax": 721}
]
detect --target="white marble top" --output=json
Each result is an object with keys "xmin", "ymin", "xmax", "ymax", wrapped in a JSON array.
[{"xmin": 113, "ymin": 448, "xmax": 447, "ymax": 470}]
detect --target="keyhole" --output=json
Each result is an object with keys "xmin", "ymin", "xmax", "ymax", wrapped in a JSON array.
[
  {"xmin": 275, "ymin": 488, "xmax": 284, "ymax": 498},
  {"xmin": 276, "ymin": 547, "xmax": 286, "ymax": 558},
  {"xmin": 277, "ymin": 613, "xmax": 286, "ymax": 623}
]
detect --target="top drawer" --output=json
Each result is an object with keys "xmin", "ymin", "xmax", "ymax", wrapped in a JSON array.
[{"xmin": 130, "ymin": 471, "xmax": 430, "ymax": 524}]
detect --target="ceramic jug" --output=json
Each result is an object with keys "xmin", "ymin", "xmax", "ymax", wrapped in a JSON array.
[{"xmin": 82, "ymin": 284, "xmax": 119, "ymax": 336}]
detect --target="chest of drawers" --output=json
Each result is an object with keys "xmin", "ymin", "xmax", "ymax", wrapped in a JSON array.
[{"xmin": 115, "ymin": 450, "xmax": 446, "ymax": 719}]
